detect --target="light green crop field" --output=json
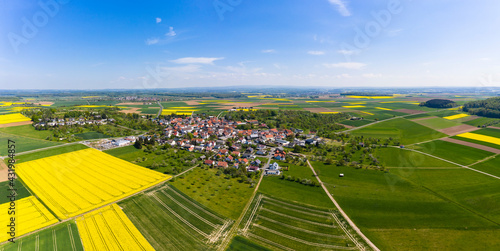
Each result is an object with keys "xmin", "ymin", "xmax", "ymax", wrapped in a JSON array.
[
  {"xmin": 339, "ymin": 119, "xmax": 374, "ymax": 127},
  {"xmin": 258, "ymin": 162, "xmax": 334, "ymax": 208},
  {"xmin": 74, "ymin": 131, "xmax": 110, "ymax": 140},
  {"xmin": 404, "ymin": 113, "xmax": 433, "ymax": 120},
  {"xmin": 464, "ymin": 117, "xmax": 500, "ymax": 127},
  {"xmin": 0, "ymin": 125, "xmax": 53, "ymax": 140},
  {"xmin": 351, "ymin": 118, "xmax": 448, "ymax": 145},
  {"xmin": 14, "ymin": 144, "xmax": 88, "ymax": 164},
  {"xmin": 470, "ymin": 156, "xmax": 500, "ymax": 177},
  {"xmin": 412, "ymin": 140, "xmax": 494, "ymax": 166},
  {"xmin": 377, "ymin": 147, "xmax": 459, "ymax": 168},
  {"xmin": 311, "ymin": 161, "xmax": 500, "ymax": 251},
  {"xmin": 172, "ymin": 167, "xmax": 256, "ymax": 220},
  {"xmin": 226, "ymin": 236, "xmax": 272, "ymax": 251},
  {"xmin": 0, "ymin": 221, "xmax": 83, "ymax": 251},
  {"xmin": 0, "ymin": 132, "xmax": 62, "ymax": 156},
  {"xmin": 413, "ymin": 117, "xmax": 461, "ymax": 130},
  {"xmin": 119, "ymin": 185, "xmax": 230, "ymax": 251}
]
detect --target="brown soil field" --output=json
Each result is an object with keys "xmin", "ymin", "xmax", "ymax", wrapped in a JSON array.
[
  {"xmin": 0, "ymin": 121, "xmax": 33, "ymax": 128},
  {"xmin": 34, "ymin": 102, "xmax": 54, "ymax": 106},
  {"xmin": 438, "ymin": 124, "xmax": 480, "ymax": 136},
  {"xmin": 440, "ymin": 138, "xmax": 500, "ymax": 154},
  {"xmin": 119, "ymin": 107, "xmax": 142, "ymax": 114},
  {"xmin": 0, "ymin": 160, "xmax": 8, "ymax": 182},
  {"xmin": 488, "ymin": 126, "xmax": 500, "ymax": 130}
]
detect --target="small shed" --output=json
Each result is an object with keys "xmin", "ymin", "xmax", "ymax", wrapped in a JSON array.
[{"xmin": 339, "ymin": 173, "xmax": 344, "ymax": 177}]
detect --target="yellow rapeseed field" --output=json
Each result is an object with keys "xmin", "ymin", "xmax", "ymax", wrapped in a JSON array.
[
  {"xmin": 360, "ymin": 111, "xmax": 375, "ymax": 115},
  {"xmin": 76, "ymin": 204, "xmax": 154, "ymax": 251},
  {"xmin": 0, "ymin": 196, "xmax": 58, "ymax": 242},
  {"xmin": 443, "ymin": 114, "xmax": 470, "ymax": 120},
  {"xmin": 342, "ymin": 105, "xmax": 365, "ymax": 108},
  {"xmin": 305, "ymin": 101, "xmax": 336, "ymax": 103},
  {"xmin": 456, "ymin": 132, "xmax": 500, "ymax": 146},
  {"xmin": 347, "ymin": 95, "xmax": 393, "ymax": 99},
  {"xmin": 0, "ymin": 113, "xmax": 31, "ymax": 125},
  {"xmin": 375, "ymin": 107, "xmax": 392, "ymax": 111},
  {"xmin": 319, "ymin": 112, "xmax": 340, "ymax": 114},
  {"xmin": 16, "ymin": 148, "xmax": 171, "ymax": 219}
]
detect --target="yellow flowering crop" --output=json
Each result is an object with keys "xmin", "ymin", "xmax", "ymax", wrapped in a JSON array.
[
  {"xmin": 360, "ymin": 111, "xmax": 374, "ymax": 115},
  {"xmin": 0, "ymin": 196, "xmax": 58, "ymax": 242},
  {"xmin": 16, "ymin": 148, "xmax": 171, "ymax": 219},
  {"xmin": 76, "ymin": 204, "xmax": 154, "ymax": 251},
  {"xmin": 375, "ymin": 107, "xmax": 392, "ymax": 111},
  {"xmin": 443, "ymin": 114, "xmax": 469, "ymax": 120},
  {"xmin": 0, "ymin": 113, "xmax": 31, "ymax": 125},
  {"xmin": 305, "ymin": 101, "xmax": 336, "ymax": 103},
  {"xmin": 319, "ymin": 112, "xmax": 340, "ymax": 114},
  {"xmin": 456, "ymin": 132, "xmax": 500, "ymax": 146},
  {"xmin": 342, "ymin": 105, "xmax": 365, "ymax": 108}
]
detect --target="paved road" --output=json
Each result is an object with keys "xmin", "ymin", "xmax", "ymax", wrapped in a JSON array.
[
  {"xmin": 306, "ymin": 160, "xmax": 380, "ymax": 251},
  {"xmin": 157, "ymin": 101, "xmax": 163, "ymax": 118}
]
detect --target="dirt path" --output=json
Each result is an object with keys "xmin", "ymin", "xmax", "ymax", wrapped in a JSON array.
[
  {"xmin": 440, "ymin": 138, "xmax": 500, "ymax": 154},
  {"xmin": 0, "ymin": 158, "xmax": 8, "ymax": 182},
  {"xmin": 307, "ymin": 160, "xmax": 378, "ymax": 251}
]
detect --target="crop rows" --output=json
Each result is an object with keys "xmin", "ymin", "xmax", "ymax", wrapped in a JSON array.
[
  {"xmin": 75, "ymin": 204, "xmax": 154, "ymax": 251},
  {"xmin": 242, "ymin": 195, "xmax": 357, "ymax": 250},
  {"xmin": 0, "ymin": 196, "xmax": 58, "ymax": 243},
  {"xmin": 16, "ymin": 148, "xmax": 170, "ymax": 219}
]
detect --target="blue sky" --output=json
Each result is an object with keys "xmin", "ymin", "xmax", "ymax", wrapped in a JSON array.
[{"xmin": 1, "ymin": 0, "xmax": 500, "ymax": 89}]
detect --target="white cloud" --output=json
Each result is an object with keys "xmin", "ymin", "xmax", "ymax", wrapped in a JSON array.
[
  {"xmin": 308, "ymin": 51, "xmax": 325, "ymax": 55},
  {"xmin": 328, "ymin": 0, "xmax": 351, "ymax": 17},
  {"xmin": 261, "ymin": 49, "xmax": 276, "ymax": 53},
  {"xmin": 156, "ymin": 17, "xmax": 162, "ymax": 24},
  {"xmin": 337, "ymin": 49, "xmax": 357, "ymax": 55},
  {"xmin": 166, "ymin": 26, "xmax": 176, "ymax": 37},
  {"xmin": 324, "ymin": 62, "xmax": 366, "ymax": 69},
  {"xmin": 170, "ymin": 57, "xmax": 224, "ymax": 64},
  {"xmin": 162, "ymin": 64, "xmax": 201, "ymax": 73},
  {"xmin": 145, "ymin": 38, "xmax": 159, "ymax": 45},
  {"xmin": 362, "ymin": 73, "xmax": 382, "ymax": 78}
]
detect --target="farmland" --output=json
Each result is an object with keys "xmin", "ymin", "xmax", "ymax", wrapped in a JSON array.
[
  {"xmin": 350, "ymin": 118, "xmax": 448, "ymax": 145},
  {"xmin": 0, "ymin": 132, "xmax": 61, "ymax": 156},
  {"xmin": 0, "ymin": 221, "xmax": 83, "ymax": 251},
  {"xmin": 172, "ymin": 167, "xmax": 257, "ymax": 220},
  {"xmin": 120, "ymin": 185, "xmax": 232, "ymax": 250},
  {"xmin": 413, "ymin": 117, "xmax": 461, "ymax": 130},
  {"xmin": 76, "ymin": 204, "xmax": 154, "ymax": 250},
  {"xmin": 0, "ymin": 196, "xmax": 58, "ymax": 243},
  {"xmin": 16, "ymin": 148, "xmax": 170, "ymax": 219},
  {"xmin": 0, "ymin": 124, "xmax": 53, "ymax": 140},
  {"xmin": 239, "ymin": 194, "xmax": 359, "ymax": 250},
  {"xmin": 311, "ymin": 161, "xmax": 500, "ymax": 250},
  {"xmin": 14, "ymin": 144, "xmax": 89, "ymax": 164},
  {"xmin": 377, "ymin": 147, "xmax": 459, "ymax": 168},
  {"xmin": 0, "ymin": 113, "xmax": 31, "ymax": 125},
  {"xmin": 471, "ymin": 156, "xmax": 500, "ymax": 177},
  {"xmin": 0, "ymin": 179, "xmax": 31, "ymax": 204},
  {"xmin": 455, "ymin": 132, "xmax": 500, "ymax": 147},
  {"xmin": 412, "ymin": 140, "xmax": 494, "ymax": 165}
]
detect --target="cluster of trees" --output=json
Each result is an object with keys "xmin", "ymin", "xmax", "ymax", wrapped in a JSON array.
[
  {"xmin": 463, "ymin": 97, "xmax": 500, "ymax": 118},
  {"xmin": 279, "ymin": 174, "xmax": 320, "ymax": 187},
  {"xmin": 419, "ymin": 99, "xmax": 457, "ymax": 108},
  {"xmin": 226, "ymin": 110, "xmax": 349, "ymax": 135}
]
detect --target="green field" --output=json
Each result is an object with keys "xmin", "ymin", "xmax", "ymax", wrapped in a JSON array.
[
  {"xmin": 470, "ymin": 156, "xmax": 500, "ymax": 177},
  {"xmin": 451, "ymin": 135, "xmax": 500, "ymax": 150},
  {"xmin": 226, "ymin": 236, "xmax": 272, "ymax": 251},
  {"xmin": 14, "ymin": 144, "xmax": 88, "ymax": 163},
  {"xmin": 413, "ymin": 117, "xmax": 461, "ymax": 130},
  {"xmin": 172, "ymin": 167, "xmax": 257, "ymax": 220},
  {"xmin": 463, "ymin": 117, "xmax": 500, "ymax": 127},
  {"xmin": 377, "ymin": 147, "xmax": 459, "ymax": 168},
  {"xmin": 240, "ymin": 194, "xmax": 356, "ymax": 250},
  {"xmin": 351, "ymin": 118, "xmax": 448, "ymax": 145},
  {"xmin": 339, "ymin": 119, "xmax": 373, "ymax": 127},
  {"xmin": 0, "ymin": 179, "xmax": 31, "ymax": 204},
  {"xmin": 471, "ymin": 128, "xmax": 500, "ymax": 138},
  {"xmin": 412, "ymin": 140, "xmax": 494, "ymax": 166},
  {"xmin": 0, "ymin": 132, "xmax": 61, "ymax": 156},
  {"xmin": 258, "ymin": 163, "xmax": 333, "ymax": 208},
  {"xmin": 0, "ymin": 221, "xmax": 83, "ymax": 251},
  {"xmin": 104, "ymin": 145, "xmax": 202, "ymax": 175},
  {"xmin": 311, "ymin": 161, "xmax": 500, "ymax": 250},
  {"xmin": 405, "ymin": 113, "xmax": 433, "ymax": 120},
  {"xmin": 120, "ymin": 185, "xmax": 231, "ymax": 250},
  {"xmin": 0, "ymin": 125, "xmax": 52, "ymax": 140},
  {"xmin": 74, "ymin": 131, "xmax": 110, "ymax": 140}
]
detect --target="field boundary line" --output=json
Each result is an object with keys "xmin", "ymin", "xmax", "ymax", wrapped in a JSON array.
[
  {"xmin": 262, "ymin": 196, "xmax": 330, "ymax": 215},
  {"xmin": 253, "ymin": 224, "xmax": 357, "ymax": 250},
  {"xmin": 159, "ymin": 190, "xmax": 218, "ymax": 228},
  {"xmin": 35, "ymin": 235, "xmax": 39, "ymax": 251},
  {"xmin": 469, "ymin": 154, "xmax": 498, "ymax": 167},
  {"xmin": 242, "ymin": 194, "xmax": 263, "ymax": 234},
  {"xmin": 307, "ymin": 160, "xmax": 377, "ymax": 251},
  {"xmin": 263, "ymin": 200, "xmax": 331, "ymax": 219},
  {"xmin": 247, "ymin": 233, "xmax": 295, "ymax": 251},
  {"xmin": 150, "ymin": 193, "xmax": 209, "ymax": 238},
  {"xmin": 216, "ymin": 156, "xmax": 269, "ymax": 251},
  {"xmin": 396, "ymin": 147, "xmax": 500, "ymax": 180},
  {"xmin": 330, "ymin": 211, "xmax": 364, "ymax": 250},
  {"xmin": 68, "ymin": 224, "xmax": 77, "ymax": 251},
  {"xmin": 257, "ymin": 215, "xmax": 345, "ymax": 239},
  {"xmin": 52, "ymin": 229, "xmax": 57, "ymax": 251},
  {"xmin": 164, "ymin": 185, "xmax": 225, "ymax": 222},
  {"xmin": 260, "ymin": 208, "xmax": 334, "ymax": 228}
]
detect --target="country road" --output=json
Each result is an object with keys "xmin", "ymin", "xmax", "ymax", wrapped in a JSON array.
[{"xmin": 306, "ymin": 160, "xmax": 379, "ymax": 251}]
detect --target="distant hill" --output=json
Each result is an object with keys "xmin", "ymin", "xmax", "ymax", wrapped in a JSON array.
[
  {"xmin": 420, "ymin": 99, "xmax": 456, "ymax": 108},
  {"xmin": 463, "ymin": 97, "xmax": 500, "ymax": 118}
]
